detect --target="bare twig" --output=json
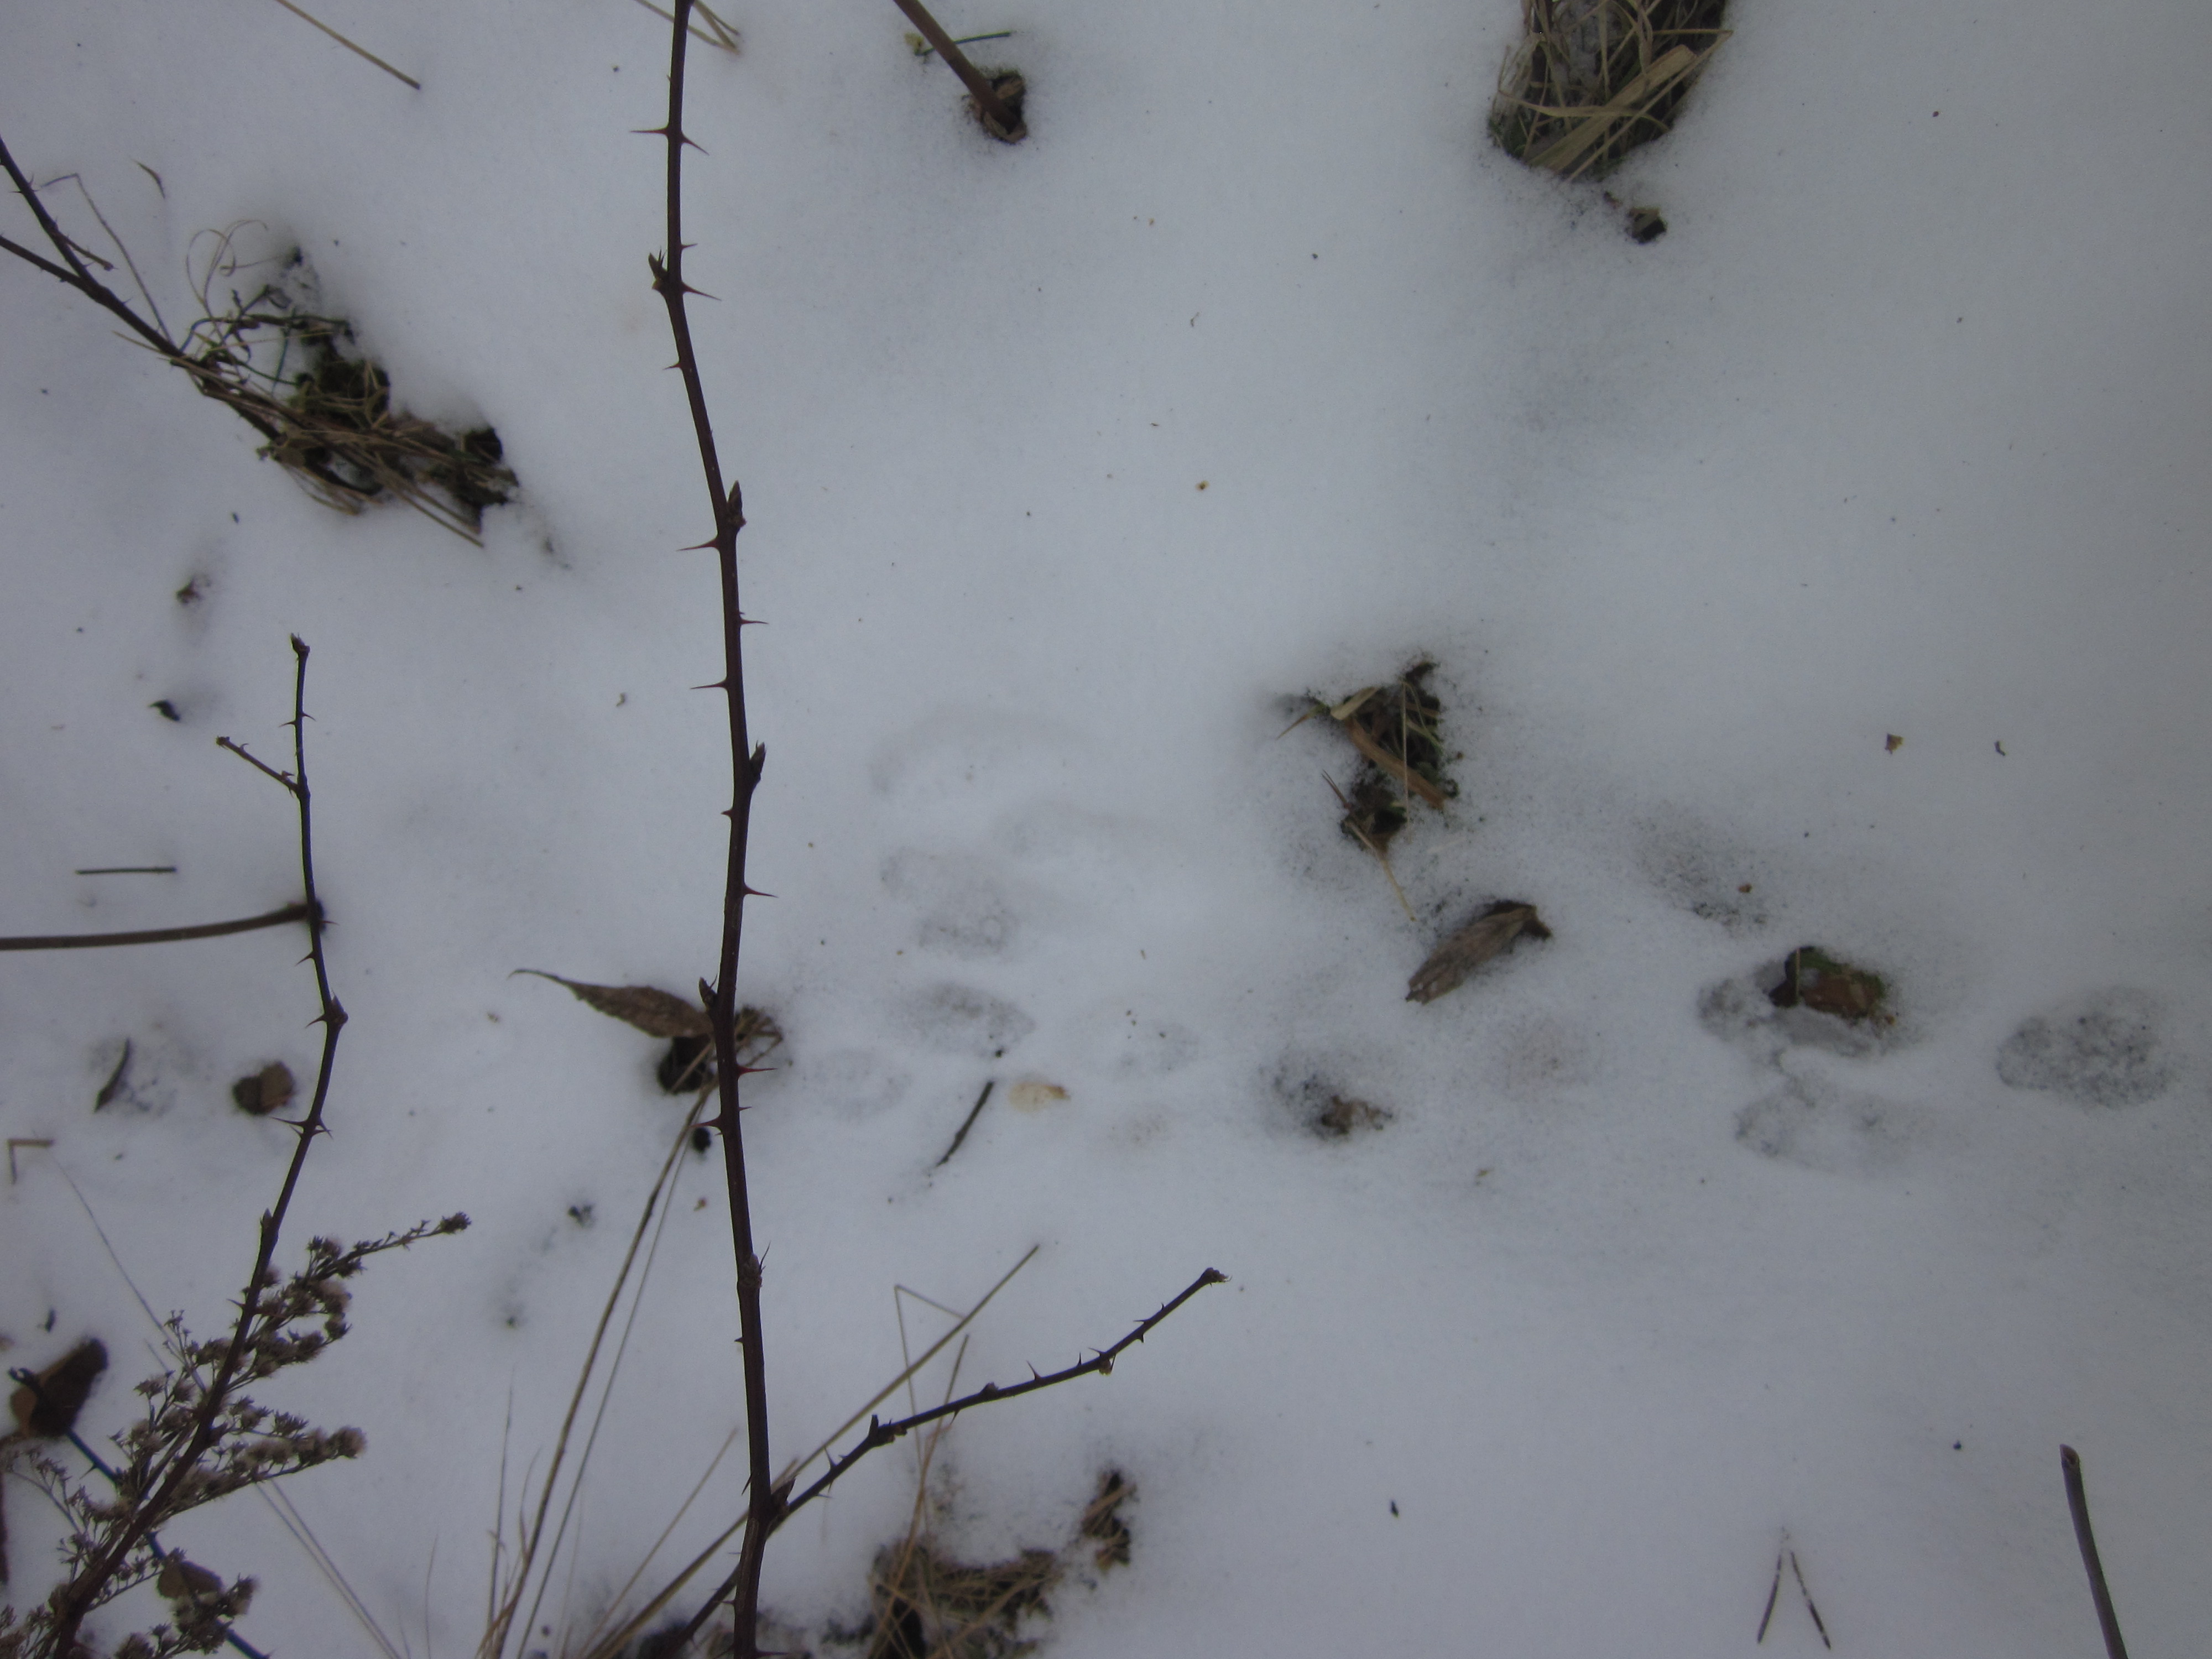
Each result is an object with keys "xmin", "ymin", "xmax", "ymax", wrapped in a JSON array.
[
  {"xmin": 655, "ymin": 1268, "xmax": 1224, "ymax": 1658},
  {"xmin": 71, "ymin": 865, "xmax": 178, "ymax": 875},
  {"xmin": 2061, "ymin": 1446, "xmax": 2131, "ymax": 1659},
  {"xmin": 0, "ymin": 900, "xmax": 313, "ymax": 952},
  {"xmin": 935, "ymin": 1079, "xmax": 995, "ymax": 1167},
  {"xmin": 218, "ymin": 734, "xmax": 301, "ymax": 793},
  {"xmin": 44, "ymin": 637, "xmax": 349, "ymax": 1656},
  {"xmin": 781, "ymin": 1268, "xmax": 1228, "ymax": 1524}
]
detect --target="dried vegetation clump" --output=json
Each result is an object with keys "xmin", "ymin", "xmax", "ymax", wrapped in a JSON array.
[
  {"xmin": 176, "ymin": 231, "xmax": 515, "ymax": 541},
  {"xmin": 855, "ymin": 1469, "xmax": 1134, "ymax": 1659},
  {"xmin": 1291, "ymin": 660, "xmax": 1460, "ymax": 918},
  {"xmin": 1491, "ymin": 0, "xmax": 1729, "ymax": 179}
]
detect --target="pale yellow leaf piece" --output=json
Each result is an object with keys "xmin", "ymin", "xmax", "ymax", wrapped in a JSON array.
[
  {"xmin": 1407, "ymin": 902, "xmax": 1550, "ymax": 1004},
  {"xmin": 1006, "ymin": 1081, "xmax": 1070, "ymax": 1110},
  {"xmin": 513, "ymin": 969, "xmax": 711, "ymax": 1039}
]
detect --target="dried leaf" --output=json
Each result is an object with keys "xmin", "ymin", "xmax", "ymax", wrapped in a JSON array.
[
  {"xmin": 1005, "ymin": 1081, "xmax": 1069, "ymax": 1110},
  {"xmin": 156, "ymin": 1554, "xmax": 223, "ymax": 1601},
  {"xmin": 514, "ymin": 969, "xmax": 711, "ymax": 1039},
  {"xmin": 1315, "ymin": 1095, "xmax": 1390, "ymax": 1137},
  {"xmin": 1768, "ymin": 947, "xmax": 1888, "ymax": 1023},
  {"xmin": 9, "ymin": 1337, "xmax": 107, "ymax": 1437},
  {"xmin": 232, "ymin": 1061, "xmax": 296, "ymax": 1116},
  {"xmin": 1407, "ymin": 902, "xmax": 1550, "ymax": 1004}
]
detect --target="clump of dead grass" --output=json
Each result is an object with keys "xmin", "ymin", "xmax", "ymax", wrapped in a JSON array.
[
  {"xmin": 847, "ymin": 1468, "xmax": 1134, "ymax": 1659},
  {"xmin": 1290, "ymin": 660, "xmax": 1458, "ymax": 919},
  {"xmin": 865, "ymin": 1540, "xmax": 1059, "ymax": 1659},
  {"xmin": 1490, "ymin": 0, "xmax": 1729, "ymax": 179},
  {"xmin": 177, "ymin": 228, "xmax": 516, "ymax": 542}
]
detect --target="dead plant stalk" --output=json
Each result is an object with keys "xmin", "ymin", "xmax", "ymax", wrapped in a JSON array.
[{"xmin": 638, "ymin": 6, "xmax": 1221, "ymax": 1653}]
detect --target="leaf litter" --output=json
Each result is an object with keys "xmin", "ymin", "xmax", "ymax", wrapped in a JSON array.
[
  {"xmin": 1290, "ymin": 660, "xmax": 1459, "ymax": 919},
  {"xmin": 1407, "ymin": 901, "xmax": 1551, "ymax": 1004},
  {"xmin": 513, "ymin": 969, "xmax": 784, "ymax": 1093}
]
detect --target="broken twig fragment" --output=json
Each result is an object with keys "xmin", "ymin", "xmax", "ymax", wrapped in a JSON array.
[
  {"xmin": 2061, "ymin": 1446, "xmax": 2131, "ymax": 1659},
  {"xmin": 1407, "ymin": 901, "xmax": 1549, "ymax": 1004}
]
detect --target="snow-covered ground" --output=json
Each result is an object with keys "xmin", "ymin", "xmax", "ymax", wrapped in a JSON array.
[{"xmin": 4, "ymin": 0, "xmax": 2210, "ymax": 1654}]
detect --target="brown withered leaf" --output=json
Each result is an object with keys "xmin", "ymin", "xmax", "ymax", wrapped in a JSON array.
[
  {"xmin": 1768, "ymin": 947, "xmax": 1890, "ymax": 1023},
  {"xmin": 9, "ymin": 1337, "xmax": 107, "ymax": 1437},
  {"xmin": 1407, "ymin": 901, "xmax": 1550, "ymax": 1004},
  {"xmin": 232, "ymin": 1061, "xmax": 296, "ymax": 1116},
  {"xmin": 513, "ymin": 969, "xmax": 711, "ymax": 1039}
]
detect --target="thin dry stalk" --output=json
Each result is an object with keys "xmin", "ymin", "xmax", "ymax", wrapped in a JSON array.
[
  {"xmin": 2060, "ymin": 1446, "xmax": 2130, "ymax": 1659},
  {"xmin": 481, "ymin": 1092, "xmax": 713, "ymax": 1659},
  {"xmin": 886, "ymin": 0, "xmax": 1025, "ymax": 140},
  {"xmin": 630, "ymin": 0, "xmax": 742, "ymax": 53},
  {"xmin": 264, "ymin": 0, "xmax": 422, "ymax": 90}
]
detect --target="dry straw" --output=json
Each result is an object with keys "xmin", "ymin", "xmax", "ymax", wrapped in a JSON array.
[{"xmin": 1491, "ymin": 0, "xmax": 1729, "ymax": 179}]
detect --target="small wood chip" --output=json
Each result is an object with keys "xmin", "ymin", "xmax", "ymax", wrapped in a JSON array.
[
  {"xmin": 1407, "ymin": 902, "xmax": 1550, "ymax": 1004},
  {"xmin": 513, "ymin": 969, "xmax": 711, "ymax": 1039}
]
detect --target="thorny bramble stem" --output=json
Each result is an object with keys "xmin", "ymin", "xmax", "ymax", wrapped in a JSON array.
[{"xmin": 646, "ymin": 5, "xmax": 779, "ymax": 1653}]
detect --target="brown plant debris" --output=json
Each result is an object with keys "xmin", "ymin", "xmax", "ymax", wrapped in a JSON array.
[
  {"xmin": 1491, "ymin": 0, "xmax": 1729, "ymax": 180},
  {"xmin": 231, "ymin": 1061, "xmax": 297, "ymax": 1117},
  {"xmin": 1407, "ymin": 901, "xmax": 1551, "ymax": 1004},
  {"xmin": 1078, "ymin": 1470, "xmax": 1135, "ymax": 1572},
  {"xmin": 512, "ymin": 972, "xmax": 784, "ymax": 1093},
  {"xmin": 865, "ymin": 1539, "xmax": 1059, "ymax": 1659},
  {"xmin": 172, "ymin": 233, "xmax": 515, "ymax": 541},
  {"xmin": 1313, "ymin": 1094, "xmax": 1392, "ymax": 1138},
  {"xmin": 516, "ymin": 969, "xmax": 712, "ymax": 1039},
  {"xmin": 9, "ymin": 1338, "xmax": 107, "ymax": 1438},
  {"xmin": 662, "ymin": 1005, "xmax": 784, "ymax": 1094},
  {"xmin": 1767, "ymin": 947, "xmax": 1890, "ymax": 1024},
  {"xmin": 1297, "ymin": 660, "xmax": 1458, "ymax": 862},
  {"xmin": 971, "ymin": 72, "xmax": 1029, "ymax": 143}
]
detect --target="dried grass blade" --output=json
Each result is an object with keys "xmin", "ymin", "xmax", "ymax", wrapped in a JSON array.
[
  {"xmin": 264, "ymin": 0, "xmax": 422, "ymax": 90},
  {"xmin": 1528, "ymin": 43, "xmax": 1700, "ymax": 175},
  {"xmin": 1340, "ymin": 718, "xmax": 1448, "ymax": 808}
]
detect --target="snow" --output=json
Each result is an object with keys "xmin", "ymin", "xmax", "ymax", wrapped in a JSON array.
[{"xmin": 4, "ymin": 0, "xmax": 2211, "ymax": 1654}]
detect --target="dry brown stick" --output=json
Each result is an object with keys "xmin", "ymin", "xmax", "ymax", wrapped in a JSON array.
[
  {"xmin": 0, "ymin": 900, "xmax": 313, "ymax": 952},
  {"xmin": 885, "ymin": 0, "xmax": 1018, "ymax": 133},
  {"xmin": 46, "ymin": 638, "xmax": 347, "ymax": 1656},
  {"xmin": 645, "ymin": 6, "xmax": 780, "ymax": 1653},
  {"xmin": 935, "ymin": 1079, "xmax": 995, "ymax": 1167},
  {"xmin": 2061, "ymin": 1446, "xmax": 2131, "ymax": 1659}
]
